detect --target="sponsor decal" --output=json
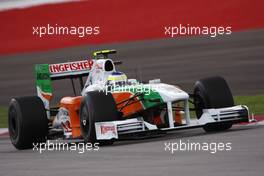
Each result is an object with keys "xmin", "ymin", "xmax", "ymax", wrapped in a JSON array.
[
  {"xmin": 49, "ymin": 60, "xmax": 94, "ymax": 74},
  {"xmin": 100, "ymin": 125, "xmax": 116, "ymax": 135}
]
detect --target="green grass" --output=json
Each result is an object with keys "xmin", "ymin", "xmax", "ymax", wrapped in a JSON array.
[
  {"xmin": 234, "ymin": 95, "xmax": 264, "ymax": 116},
  {"xmin": 0, "ymin": 107, "xmax": 8, "ymax": 128},
  {"xmin": 0, "ymin": 95, "xmax": 263, "ymax": 128}
]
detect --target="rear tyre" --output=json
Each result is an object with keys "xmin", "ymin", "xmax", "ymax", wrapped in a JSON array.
[
  {"xmin": 80, "ymin": 91, "xmax": 119, "ymax": 145},
  {"xmin": 8, "ymin": 96, "xmax": 48, "ymax": 149},
  {"xmin": 194, "ymin": 76, "xmax": 234, "ymax": 132}
]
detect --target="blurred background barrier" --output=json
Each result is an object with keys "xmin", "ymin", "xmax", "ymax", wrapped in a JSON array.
[{"xmin": 0, "ymin": 0, "xmax": 263, "ymax": 55}]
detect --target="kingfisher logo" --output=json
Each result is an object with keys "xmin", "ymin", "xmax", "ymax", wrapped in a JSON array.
[
  {"xmin": 49, "ymin": 60, "xmax": 94, "ymax": 74},
  {"xmin": 100, "ymin": 125, "xmax": 116, "ymax": 135}
]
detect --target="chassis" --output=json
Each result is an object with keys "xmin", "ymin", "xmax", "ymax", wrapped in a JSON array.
[{"xmin": 8, "ymin": 50, "xmax": 250, "ymax": 149}]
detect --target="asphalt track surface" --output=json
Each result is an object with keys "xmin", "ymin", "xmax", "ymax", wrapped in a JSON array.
[
  {"xmin": 0, "ymin": 124, "xmax": 264, "ymax": 176},
  {"xmin": 0, "ymin": 29, "xmax": 264, "ymax": 106},
  {"xmin": 0, "ymin": 30, "xmax": 264, "ymax": 176}
]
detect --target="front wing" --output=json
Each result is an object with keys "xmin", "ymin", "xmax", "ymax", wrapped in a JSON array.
[{"xmin": 95, "ymin": 105, "xmax": 250, "ymax": 140}]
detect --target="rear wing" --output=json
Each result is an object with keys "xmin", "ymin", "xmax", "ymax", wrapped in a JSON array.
[
  {"xmin": 49, "ymin": 60, "xmax": 94, "ymax": 80},
  {"xmin": 35, "ymin": 59, "xmax": 94, "ymax": 115}
]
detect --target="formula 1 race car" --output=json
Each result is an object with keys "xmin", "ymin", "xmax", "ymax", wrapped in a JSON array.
[{"xmin": 8, "ymin": 49, "xmax": 250, "ymax": 149}]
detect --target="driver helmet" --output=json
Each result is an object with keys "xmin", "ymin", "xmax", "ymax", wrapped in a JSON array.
[{"xmin": 107, "ymin": 71, "xmax": 127, "ymax": 86}]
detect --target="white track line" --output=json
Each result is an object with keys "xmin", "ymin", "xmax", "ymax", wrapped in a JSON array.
[
  {"xmin": 0, "ymin": 128, "xmax": 8, "ymax": 136},
  {"xmin": 0, "ymin": 0, "xmax": 83, "ymax": 12}
]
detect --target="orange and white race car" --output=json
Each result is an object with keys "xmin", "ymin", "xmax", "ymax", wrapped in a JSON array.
[{"xmin": 8, "ymin": 50, "xmax": 250, "ymax": 149}]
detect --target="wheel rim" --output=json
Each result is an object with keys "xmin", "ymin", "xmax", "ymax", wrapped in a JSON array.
[
  {"xmin": 8, "ymin": 106, "xmax": 18, "ymax": 140},
  {"xmin": 80, "ymin": 104, "xmax": 89, "ymax": 136}
]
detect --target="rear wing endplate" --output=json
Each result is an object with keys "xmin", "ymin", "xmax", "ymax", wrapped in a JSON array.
[{"xmin": 35, "ymin": 59, "xmax": 94, "ymax": 117}]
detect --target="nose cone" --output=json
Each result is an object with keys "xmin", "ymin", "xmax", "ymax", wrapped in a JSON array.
[{"xmin": 150, "ymin": 83, "xmax": 189, "ymax": 102}]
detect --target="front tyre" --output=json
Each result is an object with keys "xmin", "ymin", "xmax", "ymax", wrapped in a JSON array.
[
  {"xmin": 80, "ymin": 91, "xmax": 119, "ymax": 145},
  {"xmin": 194, "ymin": 76, "xmax": 234, "ymax": 132},
  {"xmin": 8, "ymin": 96, "xmax": 48, "ymax": 149}
]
